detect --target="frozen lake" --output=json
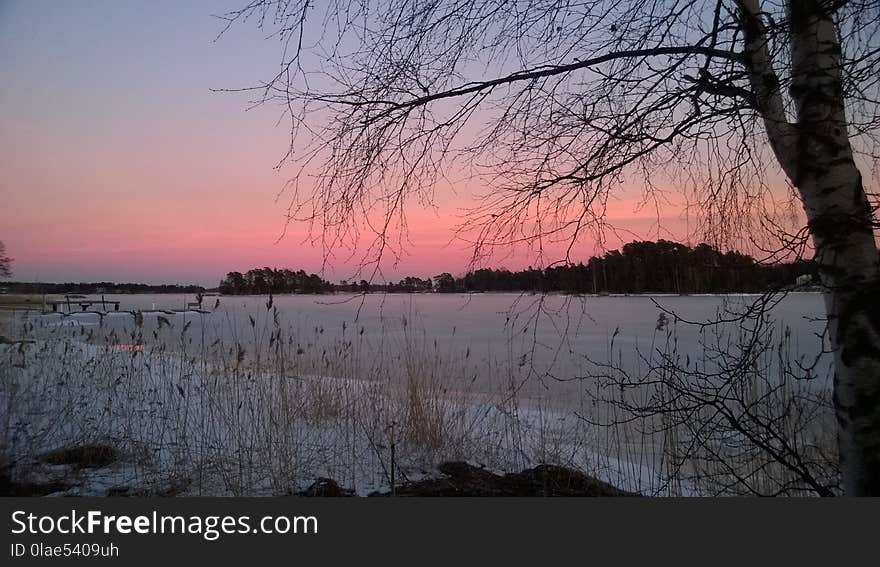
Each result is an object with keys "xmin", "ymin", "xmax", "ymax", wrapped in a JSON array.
[
  {"xmin": 21, "ymin": 291, "xmax": 832, "ymax": 403},
  {"xmin": 3, "ymin": 291, "xmax": 836, "ymax": 495}
]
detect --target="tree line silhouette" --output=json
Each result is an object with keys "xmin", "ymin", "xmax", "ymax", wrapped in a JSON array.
[
  {"xmin": 457, "ymin": 241, "xmax": 816, "ymax": 294},
  {"xmin": 219, "ymin": 240, "xmax": 816, "ymax": 295},
  {"xmin": 2, "ymin": 281, "xmax": 206, "ymax": 294},
  {"xmin": 1, "ymin": 241, "xmax": 815, "ymax": 297},
  {"xmin": 218, "ymin": 268, "xmax": 332, "ymax": 295}
]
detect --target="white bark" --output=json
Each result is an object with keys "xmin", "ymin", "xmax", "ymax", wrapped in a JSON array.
[
  {"xmin": 738, "ymin": 0, "xmax": 799, "ymax": 180},
  {"xmin": 741, "ymin": 0, "xmax": 880, "ymax": 495}
]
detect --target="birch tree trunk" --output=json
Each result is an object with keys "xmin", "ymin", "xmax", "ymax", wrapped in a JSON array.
[{"xmin": 743, "ymin": 0, "xmax": 880, "ymax": 495}]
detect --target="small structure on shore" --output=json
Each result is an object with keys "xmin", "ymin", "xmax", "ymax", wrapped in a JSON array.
[
  {"xmin": 41, "ymin": 295, "xmax": 213, "ymax": 317},
  {"xmin": 47, "ymin": 296, "xmax": 121, "ymax": 313}
]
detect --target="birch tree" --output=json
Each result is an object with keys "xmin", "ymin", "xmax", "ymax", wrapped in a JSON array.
[{"xmin": 222, "ymin": 0, "xmax": 880, "ymax": 494}]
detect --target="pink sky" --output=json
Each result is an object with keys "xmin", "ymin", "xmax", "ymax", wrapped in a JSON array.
[{"xmin": 0, "ymin": 1, "xmax": 781, "ymax": 287}]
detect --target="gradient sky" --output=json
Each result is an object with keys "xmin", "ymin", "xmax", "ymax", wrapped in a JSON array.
[{"xmin": 1, "ymin": 0, "xmax": 695, "ymax": 286}]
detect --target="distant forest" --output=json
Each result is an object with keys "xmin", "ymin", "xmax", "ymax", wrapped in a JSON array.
[
  {"xmin": 0, "ymin": 240, "xmax": 816, "ymax": 296},
  {"xmin": 219, "ymin": 240, "xmax": 817, "ymax": 295},
  {"xmin": 219, "ymin": 269, "xmax": 332, "ymax": 295},
  {"xmin": 1, "ymin": 282, "xmax": 206, "ymax": 295}
]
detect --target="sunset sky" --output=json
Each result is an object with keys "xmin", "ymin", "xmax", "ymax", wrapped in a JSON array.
[{"xmin": 1, "ymin": 0, "xmax": 695, "ymax": 286}]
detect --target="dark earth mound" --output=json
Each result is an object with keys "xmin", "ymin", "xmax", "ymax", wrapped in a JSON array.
[
  {"xmin": 297, "ymin": 462, "xmax": 636, "ymax": 497},
  {"xmin": 0, "ymin": 444, "xmax": 121, "ymax": 496},
  {"xmin": 41, "ymin": 444, "xmax": 119, "ymax": 469},
  {"xmin": 384, "ymin": 462, "xmax": 637, "ymax": 497},
  {"xmin": 297, "ymin": 477, "xmax": 356, "ymax": 497}
]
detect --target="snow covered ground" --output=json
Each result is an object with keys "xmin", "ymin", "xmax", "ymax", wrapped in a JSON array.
[{"xmin": 0, "ymin": 336, "xmax": 676, "ymax": 496}]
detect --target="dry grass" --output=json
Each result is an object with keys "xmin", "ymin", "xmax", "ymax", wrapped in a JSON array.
[{"xmin": 0, "ymin": 299, "xmax": 838, "ymax": 497}]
